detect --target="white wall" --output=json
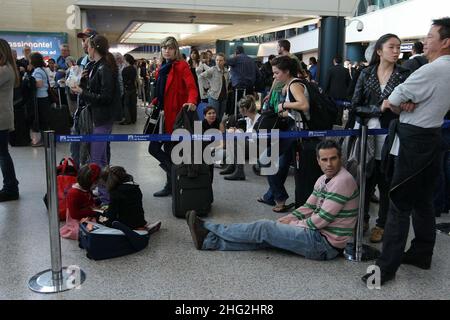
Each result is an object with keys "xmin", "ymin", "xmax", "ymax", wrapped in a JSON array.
[
  {"xmin": 257, "ymin": 29, "xmax": 319, "ymax": 57},
  {"xmin": 346, "ymin": 0, "xmax": 450, "ymax": 43}
]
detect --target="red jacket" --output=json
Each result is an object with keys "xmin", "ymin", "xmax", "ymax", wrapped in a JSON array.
[
  {"xmin": 152, "ymin": 60, "xmax": 198, "ymax": 134},
  {"xmin": 66, "ymin": 185, "xmax": 97, "ymax": 220}
]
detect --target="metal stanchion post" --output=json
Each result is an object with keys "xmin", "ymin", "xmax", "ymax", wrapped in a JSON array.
[
  {"xmin": 344, "ymin": 123, "xmax": 381, "ymax": 262},
  {"xmin": 29, "ymin": 131, "xmax": 86, "ymax": 293}
]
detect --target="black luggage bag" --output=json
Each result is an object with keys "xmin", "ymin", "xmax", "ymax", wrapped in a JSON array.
[
  {"xmin": 171, "ymin": 108, "xmax": 213, "ymax": 218},
  {"xmin": 49, "ymin": 88, "xmax": 72, "ymax": 135},
  {"xmin": 9, "ymin": 90, "xmax": 31, "ymax": 146},
  {"xmin": 172, "ymin": 164, "xmax": 213, "ymax": 218}
]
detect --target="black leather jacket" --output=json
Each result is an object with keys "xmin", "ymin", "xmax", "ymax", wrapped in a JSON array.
[
  {"xmin": 81, "ymin": 58, "xmax": 116, "ymax": 126},
  {"xmin": 350, "ymin": 64, "xmax": 410, "ymax": 128}
]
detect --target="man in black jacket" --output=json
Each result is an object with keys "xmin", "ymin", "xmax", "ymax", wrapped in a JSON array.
[
  {"xmin": 324, "ymin": 56, "xmax": 351, "ymax": 125},
  {"xmin": 402, "ymin": 41, "xmax": 428, "ymax": 73}
]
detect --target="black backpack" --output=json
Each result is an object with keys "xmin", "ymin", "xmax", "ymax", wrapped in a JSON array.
[{"xmin": 288, "ymin": 79, "xmax": 338, "ymax": 130}]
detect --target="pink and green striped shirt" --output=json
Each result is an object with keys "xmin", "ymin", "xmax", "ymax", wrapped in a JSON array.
[{"xmin": 287, "ymin": 167, "xmax": 359, "ymax": 249}]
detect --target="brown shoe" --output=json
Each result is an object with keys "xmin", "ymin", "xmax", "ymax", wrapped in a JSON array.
[
  {"xmin": 186, "ymin": 210, "xmax": 209, "ymax": 250},
  {"xmin": 369, "ymin": 226, "xmax": 384, "ymax": 243}
]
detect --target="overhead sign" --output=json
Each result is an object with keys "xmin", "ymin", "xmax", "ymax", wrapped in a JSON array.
[
  {"xmin": 0, "ymin": 32, "xmax": 68, "ymax": 60},
  {"xmin": 401, "ymin": 43, "xmax": 413, "ymax": 52}
]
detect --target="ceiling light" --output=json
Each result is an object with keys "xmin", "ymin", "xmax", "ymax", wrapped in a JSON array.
[{"xmin": 120, "ymin": 22, "xmax": 223, "ymax": 44}]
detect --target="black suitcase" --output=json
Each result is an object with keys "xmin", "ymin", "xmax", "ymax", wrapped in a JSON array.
[
  {"xmin": 49, "ymin": 89, "xmax": 72, "ymax": 135},
  {"xmin": 171, "ymin": 108, "xmax": 213, "ymax": 218},
  {"xmin": 172, "ymin": 164, "xmax": 213, "ymax": 218},
  {"xmin": 9, "ymin": 94, "xmax": 31, "ymax": 146}
]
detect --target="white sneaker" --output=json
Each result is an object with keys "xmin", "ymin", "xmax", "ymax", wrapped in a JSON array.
[{"xmin": 147, "ymin": 221, "xmax": 162, "ymax": 235}]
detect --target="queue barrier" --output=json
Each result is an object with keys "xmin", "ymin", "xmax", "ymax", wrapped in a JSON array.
[{"xmin": 29, "ymin": 120, "xmax": 450, "ymax": 293}]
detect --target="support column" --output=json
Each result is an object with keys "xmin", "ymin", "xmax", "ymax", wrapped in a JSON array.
[
  {"xmin": 346, "ymin": 43, "xmax": 367, "ymax": 64},
  {"xmin": 216, "ymin": 40, "xmax": 230, "ymax": 58},
  {"xmin": 318, "ymin": 16, "xmax": 346, "ymax": 89}
]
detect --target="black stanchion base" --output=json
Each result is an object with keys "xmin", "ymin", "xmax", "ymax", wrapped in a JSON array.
[{"xmin": 343, "ymin": 243, "xmax": 381, "ymax": 262}]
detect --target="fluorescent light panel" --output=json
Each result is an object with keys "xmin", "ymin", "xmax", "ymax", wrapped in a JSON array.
[{"xmin": 120, "ymin": 22, "xmax": 221, "ymax": 44}]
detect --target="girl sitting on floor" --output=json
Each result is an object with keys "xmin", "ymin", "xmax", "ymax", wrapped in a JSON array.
[
  {"xmin": 98, "ymin": 166, "xmax": 161, "ymax": 234},
  {"xmin": 60, "ymin": 163, "xmax": 102, "ymax": 239}
]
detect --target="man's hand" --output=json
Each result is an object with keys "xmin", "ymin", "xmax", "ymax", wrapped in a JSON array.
[
  {"xmin": 183, "ymin": 103, "xmax": 197, "ymax": 112},
  {"xmin": 400, "ymin": 101, "xmax": 417, "ymax": 113},
  {"xmin": 278, "ymin": 215, "xmax": 296, "ymax": 225}
]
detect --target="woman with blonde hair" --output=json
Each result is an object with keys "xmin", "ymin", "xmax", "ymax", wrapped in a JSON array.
[
  {"xmin": 148, "ymin": 36, "xmax": 198, "ymax": 197},
  {"xmin": 0, "ymin": 39, "xmax": 20, "ymax": 202}
]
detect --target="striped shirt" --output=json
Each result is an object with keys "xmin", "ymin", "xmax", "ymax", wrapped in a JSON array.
[{"xmin": 287, "ymin": 167, "xmax": 359, "ymax": 249}]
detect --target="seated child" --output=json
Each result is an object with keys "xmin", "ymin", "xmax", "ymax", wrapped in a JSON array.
[
  {"xmin": 60, "ymin": 163, "xmax": 102, "ymax": 239},
  {"xmin": 98, "ymin": 166, "xmax": 161, "ymax": 234}
]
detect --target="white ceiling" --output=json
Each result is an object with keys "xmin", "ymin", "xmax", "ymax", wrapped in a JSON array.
[{"xmin": 84, "ymin": 7, "xmax": 318, "ymax": 46}]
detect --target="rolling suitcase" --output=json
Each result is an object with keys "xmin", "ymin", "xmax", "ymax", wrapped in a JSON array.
[
  {"xmin": 49, "ymin": 88, "xmax": 72, "ymax": 135},
  {"xmin": 171, "ymin": 108, "xmax": 213, "ymax": 218},
  {"xmin": 9, "ymin": 91, "xmax": 31, "ymax": 146},
  {"xmin": 172, "ymin": 164, "xmax": 213, "ymax": 218}
]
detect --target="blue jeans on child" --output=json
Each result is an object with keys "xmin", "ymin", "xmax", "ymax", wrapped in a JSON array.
[
  {"xmin": 202, "ymin": 220, "xmax": 339, "ymax": 260},
  {"xmin": 0, "ymin": 130, "xmax": 19, "ymax": 194}
]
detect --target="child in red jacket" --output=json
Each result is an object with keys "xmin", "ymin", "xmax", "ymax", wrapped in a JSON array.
[
  {"xmin": 60, "ymin": 163, "xmax": 102, "ymax": 240},
  {"xmin": 66, "ymin": 163, "xmax": 102, "ymax": 220}
]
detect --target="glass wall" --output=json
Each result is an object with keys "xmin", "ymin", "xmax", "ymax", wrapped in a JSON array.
[{"xmin": 355, "ymin": 0, "xmax": 408, "ymax": 16}]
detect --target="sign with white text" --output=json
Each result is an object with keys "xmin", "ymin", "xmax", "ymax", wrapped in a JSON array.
[{"xmin": 0, "ymin": 32, "xmax": 68, "ymax": 60}]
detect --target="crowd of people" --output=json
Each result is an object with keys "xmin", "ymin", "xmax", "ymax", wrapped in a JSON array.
[{"xmin": 0, "ymin": 17, "xmax": 449, "ymax": 287}]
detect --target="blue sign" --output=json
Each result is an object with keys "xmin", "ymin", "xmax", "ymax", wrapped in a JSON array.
[{"xmin": 0, "ymin": 32, "xmax": 68, "ymax": 60}]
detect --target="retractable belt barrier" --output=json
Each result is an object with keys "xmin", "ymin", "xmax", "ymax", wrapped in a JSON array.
[
  {"xmin": 55, "ymin": 119, "xmax": 449, "ymax": 143},
  {"xmin": 29, "ymin": 120, "xmax": 450, "ymax": 293}
]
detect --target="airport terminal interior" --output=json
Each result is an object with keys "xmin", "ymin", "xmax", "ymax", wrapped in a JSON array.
[{"xmin": 0, "ymin": 0, "xmax": 449, "ymax": 300}]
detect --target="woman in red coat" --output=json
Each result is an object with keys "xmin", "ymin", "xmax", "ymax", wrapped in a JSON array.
[{"xmin": 149, "ymin": 36, "xmax": 198, "ymax": 197}]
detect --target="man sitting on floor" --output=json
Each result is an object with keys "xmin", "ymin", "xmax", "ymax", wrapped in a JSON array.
[{"xmin": 186, "ymin": 139, "xmax": 359, "ymax": 260}]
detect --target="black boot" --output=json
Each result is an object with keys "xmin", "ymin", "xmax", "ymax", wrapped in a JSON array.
[
  {"xmin": 402, "ymin": 251, "xmax": 432, "ymax": 270},
  {"xmin": 220, "ymin": 164, "xmax": 235, "ymax": 175},
  {"xmin": 153, "ymin": 172, "xmax": 172, "ymax": 197},
  {"xmin": 224, "ymin": 164, "xmax": 246, "ymax": 181}
]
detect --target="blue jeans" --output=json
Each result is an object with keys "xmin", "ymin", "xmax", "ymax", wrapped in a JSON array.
[
  {"xmin": 90, "ymin": 122, "xmax": 113, "ymax": 204},
  {"xmin": 263, "ymin": 139, "xmax": 294, "ymax": 203},
  {"xmin": 208, "ymin": 97, "xmax": 227, "ymax": 120},
  {"xmin": 90, "ymin": 122, "xmax": 113, "ymax": 168},
  {"xmin": 202, "ymin": 220, "xmax": 339, "ymax": 261},
  {"xmin": 0, "ymin": 130, "xmax": 19, "ymax": 194}
]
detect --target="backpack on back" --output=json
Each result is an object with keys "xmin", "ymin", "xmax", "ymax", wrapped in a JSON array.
[{"xmin": 289, "ymin": 79, "xmax": 338, "ymax": 130}]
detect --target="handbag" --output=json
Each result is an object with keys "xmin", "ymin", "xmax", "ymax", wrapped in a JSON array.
[
  {"xmin": 143, "ymin": 106, "xmax": 162, "ymax": 134},
  {"xmin": 39, "ymin": 67, "xmax": 59, "ymax": 105}
]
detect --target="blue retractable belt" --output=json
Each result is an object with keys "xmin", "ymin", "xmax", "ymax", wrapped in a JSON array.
[{"xmin": 56, "ymin": 120, "xmax": 450, "ymax": 143}]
